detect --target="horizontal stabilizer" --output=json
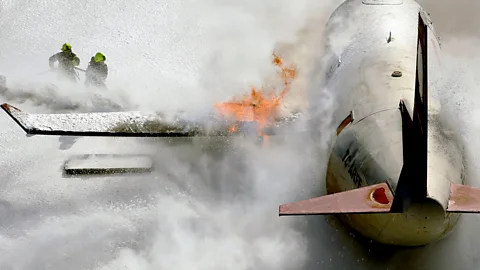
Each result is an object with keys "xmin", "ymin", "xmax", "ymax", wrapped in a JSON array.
[
  {"xmin": 447, "ymin": 184, "xmax": 480, "ymax": 213},
  {"xmin": 64, "ymin": 154, "xmax": 153, "ymax": 175},
  {"xmin": 1, "ymin": 103, "xmax": 233, "ymax": 137},
  {"xmin": 279, "ymin": 182, "xmax": 394, "ymax": 216}
]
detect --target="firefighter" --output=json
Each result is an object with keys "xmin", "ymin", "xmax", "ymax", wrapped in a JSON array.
[
  {"xmin": 85, "ymin": 52, "xmax": 108, "ymax": 88},
  {"xmin": 48, "ymin": 43, "xmax": 81, "ymax": 82}
]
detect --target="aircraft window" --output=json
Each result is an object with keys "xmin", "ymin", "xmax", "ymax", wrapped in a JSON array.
[{"xmin": 336, "ymin": 111, "xmax": 354, "ymax": 136}]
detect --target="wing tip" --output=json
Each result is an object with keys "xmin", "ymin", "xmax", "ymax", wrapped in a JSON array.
[
  {"xmin": 1, "ymin": 103, "xmax": 21, "ymax": 113},
  {"xmin": 447, "ymin": 183, "xmax": 480, "ymax": 213},
  {"xmin": 1, "ymin": 102, "xmax": 31, "ymax": 134}
]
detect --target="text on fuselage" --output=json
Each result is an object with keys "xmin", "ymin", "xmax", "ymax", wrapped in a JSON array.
[{"xmin": 342, "ymin": 149, "xmax": 364, "ymax": 188}]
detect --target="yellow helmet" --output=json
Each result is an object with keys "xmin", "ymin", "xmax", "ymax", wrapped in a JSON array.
[
  {"xmin": 62, "ymin": 43, "xmax": 72, "ymax": 51},
  {"xmin": 94, "ymin": 52, "xmax": 106, "ymax": 63}
]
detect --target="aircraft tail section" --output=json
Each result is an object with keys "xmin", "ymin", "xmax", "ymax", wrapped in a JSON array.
[
  {"xmin": 280, "ymin": 12, "xmax": 480, "ymax": 217},
  {"xmin": 280, "ymin": 12, "xmax": 428, "ymax": 216}
]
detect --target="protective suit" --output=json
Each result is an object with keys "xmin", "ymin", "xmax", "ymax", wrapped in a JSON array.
[
  {"xmin": 49, "ymin": 43, "xmax": 81, "ymax": 82},
  {"xmin": 85, "ymin": 52, "xmax": 108, "ymax": 88}
]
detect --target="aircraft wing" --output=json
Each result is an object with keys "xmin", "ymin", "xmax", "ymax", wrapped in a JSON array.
[{"xmin": 1, "ymin": 103, "xmax": 300, "ymax": 137}]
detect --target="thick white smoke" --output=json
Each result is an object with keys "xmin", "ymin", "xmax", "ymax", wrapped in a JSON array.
[{"xmin": 0, "ymin": 0, "xmax": 344, "ymax": 269}]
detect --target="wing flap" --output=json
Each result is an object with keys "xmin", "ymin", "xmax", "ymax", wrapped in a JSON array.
[
  {"xmin": 446, "ymin": 184, "xmax": 480, "ymax": 213},
  {"xmin": 279, "ymin": 182, "xmax": 393, "ymax": 215}
]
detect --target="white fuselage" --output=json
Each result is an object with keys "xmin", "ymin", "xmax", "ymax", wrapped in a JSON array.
[{"xmin": 322, "ymin": 0, "xmax": 464, "ymax": 246}]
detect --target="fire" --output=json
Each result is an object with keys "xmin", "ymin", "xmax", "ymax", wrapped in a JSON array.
[{"xmin": 214, "ymin": 53, "xmax": 297, "ymax": 139}]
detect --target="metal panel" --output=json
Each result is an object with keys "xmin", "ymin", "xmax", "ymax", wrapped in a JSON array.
[{"xmin": 64, "ymin": 154, "xmax": 153, "ymax": 175}]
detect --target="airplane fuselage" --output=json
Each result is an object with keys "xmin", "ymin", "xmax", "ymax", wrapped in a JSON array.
[{"xmin": 322, "ymin": 0, "xmax": 464, "ymax": 246}]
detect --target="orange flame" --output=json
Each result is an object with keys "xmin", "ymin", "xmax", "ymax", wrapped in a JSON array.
[{"xmin": 214, "ymin": 53, "xmax": 297, "ymax": 140}]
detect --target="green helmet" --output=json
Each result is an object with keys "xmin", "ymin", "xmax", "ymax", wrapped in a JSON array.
[
  {"xmin": 94, "ymin": 52, "xmax": 106, "ymax": 62},
  {"xmin": 62, "ymin": 43, "xmax": 72, "ymax": 51}
]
